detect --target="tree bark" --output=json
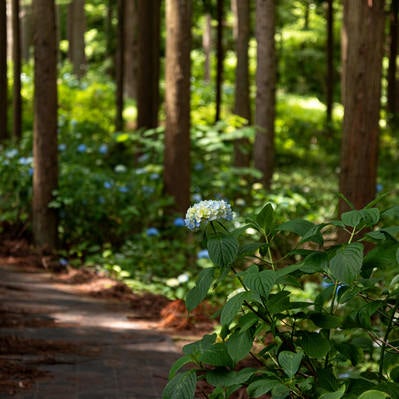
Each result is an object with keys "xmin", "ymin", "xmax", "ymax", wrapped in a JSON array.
[
  {"xmin": 124, "ymin": 0, "xmax": 138, "ymax": 99},
  {"xmin": 21, "ymin": 2, "xmax": 32, "ymax": 61},
  {"xmin": 12, "ymin": 0, "xmax": 22, "ymax": 140},
  {"xmin": 215, "ymin": 0, "xmax": 223, "ymax": 122},
  {"xmin": 136, "ymin": 0, "xmax": 161, "ymax": 130},
  {"xmin": 338, "ymin": 0, "xmax": 385, "ymax": 217},
  {"xmin": 253, "ymin": 0, "xmax": 276, "ymax": 189},
  {"xmin": 164, "ymin": 0, "xmax": 192, "ymax": 215},
  {"xmin": 232, "ymin": 0, "xmax": 251, "ymax": 167},
  {"xmin": 0, "ymin": 0, "xmax": 8, "ymax": 141},
  {"xmin": 202, "ymin": 13, "xmax": 211, "ymax": 83},
  {"xmin": 67, "ymin": 0, "xmax": 86, "ymax": 78},
  {"xmin": 32, "ymin": 0, "xmax": 58, "ymax": 250},
  {"xmin": 115, "ymin": 0, "xmax": 124, "ymax": 131},
  {"xmin": 387, "ymin": 0, "xmax": 399, "ymax": 117},
  {"xmin": 326, "ymin": 0, "xmax": 334, "ymax": 132}
]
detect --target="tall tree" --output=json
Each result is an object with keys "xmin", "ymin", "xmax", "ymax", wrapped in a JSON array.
[
  {"xmin": 164, "ymin": 0, "xmax": 192, "ymax": 215},
  {"xmin": 215, "ymin": 0, "xmax": 224, "ymax": 122},
  {"xmin": 21, "ymin": 2, "xmax": 33, "ymax": 60},
  {"xmin": 202, "ymin": 12, "xmax": 211, "ymax": 83},
  {"xmin": 124, "ymin": 0, "xmax": 138, "ymax": 99},
  {"xmin": 115, "ymin": 0, "xmax": 124, "ymax": 131},
  {"xmin": 136, "ymin": 0, "xmax": 161, "ymax": 130},
  {"xmin": 0, "ymin": 0, "xmax": 7, "ymax": 141},
  {"xmin": 67, "ymin": 0, "xmax": 86, "ymax": 78},
  {"xmin": 387, "ymin": 0, "xmax": 399, "ymax": 117},
  {"xmin": 12, "ymin": 0, "xmax": 22, "ymax": 140},
  {"xmin": 232, "ymin": 0, "xmax": 251, "ymax": 167},
  {"xmin": 32, "ymin": 0, "xmax": 58, "ymax": 250},
  {"xmin": 325, "ymin": 0, "xmax": 334, "ymax": 132},
  {"xmin": 253, "ymin": 0, "xmax": 276, "ymax": 189},
  {"xmin": 339, "ymin": 0, "xmax": 385, "ymax": 217}
]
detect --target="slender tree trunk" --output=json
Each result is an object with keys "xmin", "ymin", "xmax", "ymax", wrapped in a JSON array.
[
  {"xmin": 215, "ymin": 0, "xmax": 223, "ymax": 122},
  {"xmin": 124, "ymin": 0, "xmax": 138, "ymax": 99},
  {"xmin": 387, "ymin": 0, "xmax": 399, "ymax": 117},
  {"xmin": 32, "ymin": 0, "xmax": 58, "ymax": 250},
  {"xmin": 232, "ymin": 0, "xmax": 251, "ymax": 167},
  {"xmin": 202, "ymin": 13, "xmax": 211, "ymax": 83},
  {"xmin": 164, "ymin": 0, "xmax": 192, "ymax": 215},
  {"xmin": 21, "ymin": 3, "xmax": 32, "ymax": 61},
  {"xmin": 115, "ymin": 0, "xmax": 124, "ymax": 131},
  {"xmin": 254, "ymin": 0, "xmax": 276, "ymax": 189},
  {"xmin": 338, "ymin": 0, "xmax": 385, "ymax": 218},
  {"xmin": 12, "ymin": 0, "xmax": 22, "ymax": 140},
  {"xmin": 67, "ymin": 0, "xmax": 86, "ymax": 78},
  {"xmin": 0, "ymin": 0, "xmax": 8, "ymax": 141},
  {"xmin": 105, "ymin": 0, "xmax": 115, "ymax": 77},
  {"xmin": 326, "ymin": 0, "xmax": 334, "ymax": 133},
  {"xmin": 136, "ymin": 0, "xmax": 161, "ymax": 129}
]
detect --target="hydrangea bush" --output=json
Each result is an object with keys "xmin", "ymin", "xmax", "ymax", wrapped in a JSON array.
[{"xmin": 163, "ymin": 200, "xmax": 399, "ymax": 399}]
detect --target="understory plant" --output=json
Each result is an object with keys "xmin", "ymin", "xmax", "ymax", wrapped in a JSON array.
[{"xmin": 163, "ymin": 200, "xmax": 399, "ymax": 399}]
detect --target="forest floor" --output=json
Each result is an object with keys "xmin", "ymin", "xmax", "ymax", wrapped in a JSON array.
[{"xmin": 0, "ymin": 238, "xmax": 216, "ymax": 398}]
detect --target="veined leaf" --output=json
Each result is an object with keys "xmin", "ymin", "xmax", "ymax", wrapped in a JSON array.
[
  {"xmin": 226, "ymin": 329, "xmax": 253, "ymax": 363},
  {"xmin": 200, "ymin": 343, "xmax": 234, "ymax": 367},
  {"xmin": 256, "ymin": 202, "xmax": 274, "ymax": 235},
  {"xmin": 186, "ymin": 267, "xmax": 215, "ymax": 311},
  {"xmin": 220, "ymin": 291, "xmax": 252, "ymax": 326},
  {"xmin": 300, "ymin": 332, "xmax": 331, "ymax": 359},
  {"xmin": 247, "ymin": 378, "xmax": 279, "ymax": 397},
  {"xmin": 207, "ymin": 234, "xmax": 239, "ymax": 268},
  {"xmin": 277, "ymin": 218, "xmax": 314, "ymax": 236},
  {"xmin": 329, "ymin": 243, "xmax": 363, "ymax": 284},
  {"xmin": 319, "ymin": 384, "xmax": 346, "ymax": 399},
  {"xmin": 206, "ymin": 367, "xmax": 255, "ymax": 388},
  {"xmin": 162, "ymin": 370, "xmax": 197, "ymax": 399},
  {"xmin": 243, "ymin": 269, "xmax": 276, "ymax": 299},
  {"xmin": 358, "ymin": 390, "xmax": 390, "ymax": 399},
  {"xmin": 278, "ymin": 351, "xmax": 303, "ymax": 378}
]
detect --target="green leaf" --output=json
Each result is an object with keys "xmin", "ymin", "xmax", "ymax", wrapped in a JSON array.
[
  {"xmin": 256, "ymin": 202, "xmax": 274, "ymax": 234},
  {"xmin": 329, "ymin": 243, "xmax": 364, "ymax": 284},
  {"xmin": 356, "ymin": 301, "xmax": 384, "ymax": 329},
  {"xmin": 183, "ymin": 333, "xmax": 216, "ymax": 356},
  {"xmin": 220, "ymin": 291, "xmax": 252, "ymax": 326},
  {"xmin": 200, "ymin": 343, "xmax": 234, "ymax": 367},
  {"xmin": 277, "ymin": 218, "xmax": 314, "ymax": 236},
  {"xmin": 247, "ymin": 378, "xmax": 279, "ymax": 397},
  {"xmin": 271, "ymin": 383, "xmax": 291, "ymax": 399},
  {"xmin": 335, "ymin": 342, "xmax": 362, "ymax": 366},
  {"xmin": 226, "ymin": 329, "xmax": 253, "ymax": 363},
  {"xmin": 267, "ymin": 291, "xmax": 291, "ymax": 314},
  {"xmin": 243, "ymin": 269, "xmax": 276, "ymax": 299},
  {"xmin": 300, "ymin": 251, "xmax": 329, "ymax": 273},
  {"xmin": 162, "ymin": 370, "xmax": 197, "ymax": 399},
  {"xmin": 358, "ymin": 390, "xmax": 389, "ymax": 399},
  {"xmin": 309, "ymin": 312, "xmax": 341, "ymax": 329},
  {"xmin": 207, "ymin": 234, "xmax": 239, "ymax": 268},
  {"xmin": 168, "ymin": 355, "xmax": 193, "ymax": 379},
  {"xmin": 342, "ymin": 210, "xmax": 362, "ymax": 227},
  {"xmin": 278, "ymin": 351, "xmax": 303, "ymax": 378},
  {"xmin": 360, "ymin": 208, "xmax": 380, "ymax": 226},
  {"xmin": 319, "ymin": 384, "xmax": 346, "ymax": 399},
  {"xmin": 206, "ymin": 367, "xmax": 254, "ymax": 388},
  {"xmin": 300, "ymin": 332, "xmax": 331, "ymax": 359},
  {"xmin": 185, "ymin": 267, "xmax": 215, "ymax": 311}
]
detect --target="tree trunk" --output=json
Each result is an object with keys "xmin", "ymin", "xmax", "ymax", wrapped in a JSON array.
[
  {"xmin": 164, "ymin": 0, "xmax": 192, "ymax": 215},
  {"xmin": 124, "ymin": 0, "xmax": 138, "ymax": 99},
  {"xmin": 67, "ymin": 0, "xmax": 86, "ymax": 78},
  {"xmin": 202, "ymin": 12, "xmax": 211, "ymax": 83},
  {"xmin": 115, "ymin": 0, "xmax": 124, "ymax": 131},
  {"xmin": 387, "ymin": 0, "xmax": 399, "ymax": 117},
  {"xmin": 0, "ymin": 0, "xmax": 8, "ymax": 141},
  {"xmin": 215, "ymin": 0, "xmax": 223, "ymax": 122},
  {"xmin": 136, "ymin": 0, "xmax": 161, "ymax": 129},
  {"xmin": 232, "ymin": 0, "xmax": 251, "ymax": 167},
  {"xmin": 21, "ymin": 2, "xmax": 32, "ymax": 61},
  {"xmin": 12, "ymin": 0, "xmax": 22, "ymax": 140},
  {"xmin": 253, "ymin": 0, "xmax": 276, "ymax": 189},
  {"xmin": 32, "ymin": 0, "xmax": 58, "ymax": 251},
  {"xmin": 338, "ymin": 0, "xmax": 385, "ymax": 218},
  {"xmin": 326, "ymin": 0, "xmax": 334, "ymax": 133}
]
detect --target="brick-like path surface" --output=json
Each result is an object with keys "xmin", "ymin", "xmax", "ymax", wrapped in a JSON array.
[{"xmin": 0, "ymin": 264, "xmax": 180, "ymax": 399}]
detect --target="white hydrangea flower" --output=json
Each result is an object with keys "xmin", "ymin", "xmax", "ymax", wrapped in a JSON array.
[{"xmin": 185, "ymin": 200, "xmax": 233, "ymax": 231}]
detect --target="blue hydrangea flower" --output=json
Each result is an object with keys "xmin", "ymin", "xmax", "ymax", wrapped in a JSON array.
[
  {"xmin": 192, "ymin": 193, "xmax": 202, "ymax": 202},
  {"xmin": 18, "ymin": 157, "xmax": 33, "ymax": 165},
  {"xmin": 58, "ymin": 143, "xmax": 67, "ymax": 152},
  {"xmin": 104, "ymin": 181, "xmax": 112, "ymax": 189},
  {"xmin": 77, "ymin": 144, "xmax": 87, "ymax": 153},
  {"xmin": 150, "ymin": 173, "xmax": 159, "ymax": 180},
  {"xmin": 173, "ymin": 217, "xmax": 185, "ymax": 227},
  {"xmin": 114, "ymin": 164, "xmax": 127, "ymax": 173},
  {"xmin": 197, "ymin": 249, "xmax": 210, "ymax": 259},
  {"xmin": 59, "ymin": 258, "xmax": 68, "ymax": 266},
  {"xmin": 28, "ymin": 167, "xmax": 34, "ymax": 176},
  {"xmin": 376, "ymin": 183, "xmax": 383, "ymax": 193},
  {"xmin": 118, "ymin": 186, "xmax": 129, "ymax": 193},
  {"xmin": 5, "ymin": 149, "xmax": 18, "ymax": 158},
  {"xmin": 185, "ymin": 200, "xmax": 233, "ymax": 231},
  {"xmin": 143, "ymin": 186, "xmax": 154, "ymax": 195},
  {"xmin": 146, "ymin": 227, "xmax": 159, "ymax": 237},
  {"xmin": 99, "ymin": 144, "xmax": 108, "ymax": 154}
]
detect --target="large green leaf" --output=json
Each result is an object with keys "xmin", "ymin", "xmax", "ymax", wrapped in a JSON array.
[
  {"xmin": 220, "ymin": 291, "xmax": 252, "ymax": 326},
  {"xmin": 319, "ymin": 384, "xmax": 346, "ymax": 399},
  {"xmin": 200, "ymin": 343, "xmax": 234, "ymax": 367},
  {"xmin": 186, "ymin": 267, "xmax": 215, "ymax": 311},
  {"xmin": 207, "ymin": 234, "xmax": 239, "ymax": 268},
  {"xmin": 278, "ymin": 351, "xmax": 303, "ymax": 378},
  {"xmin": 358, "ymin": 390, "xmax": 389, "ymax": 399},
  {"xmin": 206, "ymin": 368, "xmax": 254, "ymax": 388},
  {"xmin": 247, "ymin": 378, "xmax": 279, "ymax": 397},
  {"xmin": 256, "ymin": 202, "xmax": 274, "ymax": 235},
  {"xmin": 162, "ymin": 370, "xmax": 197, "ymax": 399},
  {"xmin": 309, "ymin": 312, "xmax": 341, "ymax": 329},
  {"xmin": 277, "ymin": 219, "xmax": 314, "ymax": 236},
  {"xmin": 226, "ymin": 329, "xmax": 253, "ymax": 363},
  {"xmin": 300, "ymin": 332, "xmax": 331, "ymax": 359},
  {"xmin": 329, "ymin": 243, "xmax": 364, "ymax": 284},
  {"xmin": 183, "ymin": 333, "xmax": 216, "ymax": 356},
  {"xmin": 243, "ymin": 269, "xmax": 276, "ymax": 299}
]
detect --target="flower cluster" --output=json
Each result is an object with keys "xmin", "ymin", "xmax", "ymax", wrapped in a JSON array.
[{"xmin": 185, "ymin": 200, "xmax": 233, "ymax": 231}]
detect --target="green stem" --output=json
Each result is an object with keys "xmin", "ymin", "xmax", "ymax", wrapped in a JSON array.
[
  {"xmin": 324, "ymin": 280, "xmax": 339, "ymax": 367},
  {"xmin": 378, "ymin": 297, "xmax": 399, "ymax": 381}
]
